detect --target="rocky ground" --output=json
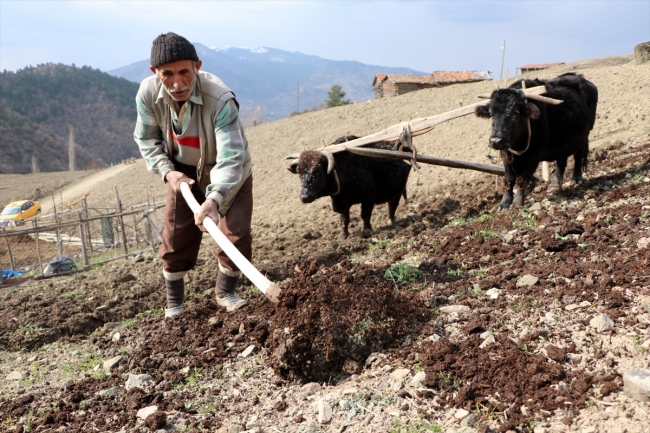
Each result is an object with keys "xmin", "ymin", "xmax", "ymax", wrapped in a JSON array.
[{"xmin": 1, "ymin": 55, "xmax": 650, "ymax": 433}]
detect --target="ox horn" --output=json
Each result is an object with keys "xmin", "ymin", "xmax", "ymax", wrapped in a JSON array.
[
  {"xmin": 477, "ymin": 94, "xmax": 492, "ymax": 99},
  {"xmin": 320, "ymin": 150, "xmax": 336, "ymax": 174},
  {"xmin": 525, "ymin": 93, "xmax": 563, "ymax": 105},
  {"xmin": 286, "ymin": 153, "xmax": 300, "ymax": 160}
]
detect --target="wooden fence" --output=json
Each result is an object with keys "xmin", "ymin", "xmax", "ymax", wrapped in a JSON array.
[{"xmin": 1, "ymin": 189, "xmax": 165, "ymax": 279}]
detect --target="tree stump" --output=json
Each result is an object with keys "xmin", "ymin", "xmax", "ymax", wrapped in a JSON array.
[{"xmin": 634, "ymin": 42, "xmax": 650, "ymax": 64}]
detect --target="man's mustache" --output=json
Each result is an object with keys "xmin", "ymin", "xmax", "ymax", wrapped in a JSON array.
[{"xmin": 168, "ymin": 86, "xmax": 190, "ymax": 94}]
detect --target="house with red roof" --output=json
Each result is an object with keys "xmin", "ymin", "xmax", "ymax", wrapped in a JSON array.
[{"xmin": 372, "ymin": 71, "xmax": 491, "ymax": 99}]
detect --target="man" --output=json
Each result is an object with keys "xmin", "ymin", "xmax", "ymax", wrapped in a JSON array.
[{"xmin": 134, "ymin": 32, "xmax": 253, "ymax": 317}]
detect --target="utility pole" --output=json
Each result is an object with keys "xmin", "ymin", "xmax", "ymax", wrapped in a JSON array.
[
  {"xmin": 499, "ymin": 40, "xmax": 506, "ymax": 80},
  {"xmin": 68, "ymin": 124, "xmax": 76, "ymax": 172},
  {"xmin": 296, "ymin": 83, "xmax": 300, "ymax": 113}
]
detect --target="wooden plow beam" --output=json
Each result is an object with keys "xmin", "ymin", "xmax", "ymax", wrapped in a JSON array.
[
  {"xmin": 319, "ymin": 85, "xmax": 553, "ymax": 155},
  {"xmin": 344, "ymin": 147, "xmax": 542, "ymax": 181},
  {"xmin": 180, "ymin": 182, "xmax": 281, "ymax": 303}
]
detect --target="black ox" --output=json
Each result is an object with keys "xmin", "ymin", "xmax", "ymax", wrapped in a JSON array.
[
  {"xmin": 475, "ymin": 72, "xmax": 598, "ymax": 211},
  {"xmin": 288, "ymin": 136, "xmax": 411, "ymax": 238}
]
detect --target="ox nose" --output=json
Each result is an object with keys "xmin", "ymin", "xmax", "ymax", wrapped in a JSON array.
[{"xmin": 489, "ymin": 137, "xmax": 508, "ymax": 150}]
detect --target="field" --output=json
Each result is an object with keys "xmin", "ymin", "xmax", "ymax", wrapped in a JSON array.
[{"xmin": 1, "ymin": 55, "xmax": 649, "ymax": 433}]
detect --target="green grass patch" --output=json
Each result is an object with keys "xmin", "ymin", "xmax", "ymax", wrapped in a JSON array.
[
  {"xmin": 385, "ymin": 263, "xmax": 423, "ymax": 284},
  {"xmin": 369, "ymin": 236, "xmax": 393, "ymax": 252},
  {"xmin": 389, "ymin": 416, "xmax": 443, "ymax": 432}
]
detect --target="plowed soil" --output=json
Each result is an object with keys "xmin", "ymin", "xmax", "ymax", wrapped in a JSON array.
[{"xmin": 1, "ymin": 56, "xmax": 650, "ymax": 433}]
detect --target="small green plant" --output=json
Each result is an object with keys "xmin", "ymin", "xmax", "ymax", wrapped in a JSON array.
[
  {"xmin": 554, "ymin": 232, "xmax": 570, "ymax": 241},
  {"xmin": 62, "ymin": 355, "xmax": 103, "ymax": 378},
  {"xmin": 473, "ymin": 229, "xmax": 499, "ymax": 240},
  {"xmin": 620, "ymin": 238, "xmax": 630, "ymax": 247},
  {"xmin": 24, "ymin": 411, "xmax": 33, "ymax": 432},
  {"xmin": 478, "ymin": 213, "xmax": 494, "ymax": 222},
  {"xmin": 136, "ymin": 308, "xmax": 164, "ymax": 320},
  {"xmin": 199, "ymin": 401, "xmax": 215, "ymax": 414},
  {"xmin": 22, "ymin": 326, "xmax": 42, "ymax": 334},
  {"xmin": 389, "ymin": 415, "xmax": 442, "ymax": 432},
  {"xmin": 447, "ymin": 217, "xmax": 467, "ymax": 227},
  {"xmin": 436, "ymin": 371, "xmax": 452, "ymax": 383},
  {"xmin": 604, "ymin": 215, "xmax": 615, "ymax": 226},
  {"xmin": 468, "ymin": 285, "xmax": 484, "ymax": 298},
  {"xmin": 186, "ymin": 368, "xmax": 203, "ymax": 386},
  {"xmin": 385, "ymin": 263, "xmax": 423, "ymax": 284},
  {"xmin": 578, "ymin": 242, "xmax": 591, "ymax": 250},
  {"xmin": 348, "ymin": 317, "xmax": 373, "ymax": 346},
  {"xmin": 469, "ymin": 267, "xmax": 487, "ymax": 278},
  {"xmin": 370, "ymin": 393, "xmax": 394, "ymax": 406},
  {"xmin": 369, "ymin": 236, "xmax": 392, "ymax": 252},
  {"xmin": 475, "ymin": 402, "xmax": 501, "ymax": 420},
  {"xmin": 447, "ymin": 268, "xmax": 464, "ymax": 277}
]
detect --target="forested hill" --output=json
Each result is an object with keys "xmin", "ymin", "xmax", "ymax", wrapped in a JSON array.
[{"xmin": 0, "ymin": 64, "xmax": 140, "ymax": 174}]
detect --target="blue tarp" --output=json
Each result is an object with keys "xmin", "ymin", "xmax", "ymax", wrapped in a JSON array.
[{"xmin": 2, "ymin": 270, "xmax": 23, "ymax": 279}]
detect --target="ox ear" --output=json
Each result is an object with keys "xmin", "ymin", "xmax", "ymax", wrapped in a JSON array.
[
  {"xmin": 288, "ymin": 161, "xmax": 299, "ymax": 174},
  {"xmin": 475, "ymin": 104, "xmax": 491, "ymax": 119},
  {"xmin": 527, "ymin": 103, "xmax": 541, "ymax": 120}
]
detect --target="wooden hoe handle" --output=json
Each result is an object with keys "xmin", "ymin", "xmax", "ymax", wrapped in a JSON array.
[{"xmin": 179, "ymin": 182, "xmax": 281, "ymax": 303}]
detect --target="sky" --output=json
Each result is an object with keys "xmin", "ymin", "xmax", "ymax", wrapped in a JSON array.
[{"xmin": 1, "ymin": 0, "xmax": 649, "ymax": 78}]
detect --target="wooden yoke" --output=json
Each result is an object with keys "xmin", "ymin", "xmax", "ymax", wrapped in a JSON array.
[
  {"xmin": 179, "ymin": 182, "xmax": 281, "ymax": 304},
  {"xmin": 319, "ymin": 85, "xmax": 552, "ymax": 155}
]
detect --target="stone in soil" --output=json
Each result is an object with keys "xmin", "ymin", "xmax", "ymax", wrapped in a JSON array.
[
  {"xmin": 103, "ymin": 355, "xmax": 123, "ymax": 371},
  {"xmin": 6, "ymin": 371, "xmax": 24, "ymax": 380},
  {"xmin": 623, "ymin": 368, "xmax": 650, "ymax": 402},
  {"xmin": 590, "ymin": 314, "xmax": 615, "ymax": 332},
  {"xmin": 302, "ymin": 382, "xmax": 322, "ymax": 395},
  {"xmin": 517, "ymin": 274, "xmax": 539, "ymax": 287},
  {"xmin": 125, "ymin": 373, "xmax": 153, "ymax": 389},
  {"xmin": 136, "ymin": 405, "xmax": 158, "ymax": 419},
  {"xmin": 390, "ymin": 368, "xmax": 411, "ymax": 381},
  {"xmin": 317, "ymin": 399, "xmax": 332, "ymax": 424}
]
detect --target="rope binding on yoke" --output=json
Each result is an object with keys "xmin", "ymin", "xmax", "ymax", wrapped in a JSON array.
[{"xmin": 508, "ymin": 81, "xmax": 532, "ymax": 156}]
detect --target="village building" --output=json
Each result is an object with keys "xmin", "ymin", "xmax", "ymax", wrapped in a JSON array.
[
  {"xmin": 373, "ymin": 71, "xmax": 491, "ymax": 99},
  {"xmin": 517, "ymin": 62, "xmax": 565, "ymax": 74}
]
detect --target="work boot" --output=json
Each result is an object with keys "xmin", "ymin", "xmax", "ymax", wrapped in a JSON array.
[
  {"xmin": 163, "ymin": 270, "xmax": 186, "ymax": 318},
  {"xmin": 165, "ymin": 304, "xmax": 185, "ymax": 318},
  {"xmin": 215, "ymin": 270, "xmax": 248, "ymax": 312}
]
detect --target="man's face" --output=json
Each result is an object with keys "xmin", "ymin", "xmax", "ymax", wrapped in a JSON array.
[{"xmin": 150, "ymin": 59, "xmax": 203, "ymax": 102}]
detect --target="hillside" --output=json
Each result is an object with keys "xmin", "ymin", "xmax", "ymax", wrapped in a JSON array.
[
  {"xmin": 0, "ymin": 63, "xmax": 140, "ymax": 174},
  {"xmin": 109, "ymin": 44, "xmax": 427, "ymax": 121},
  {"xmin": 7, "ymin": 55, "xmax": 646, "ymax": 224}
]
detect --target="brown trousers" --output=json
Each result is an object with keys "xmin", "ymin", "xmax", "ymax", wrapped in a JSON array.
[{"xmin": 159, "ymin": 161, "xmax": 253, "ymax": 274}]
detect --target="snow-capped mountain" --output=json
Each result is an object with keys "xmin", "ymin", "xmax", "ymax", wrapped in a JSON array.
[{"xmin": 109, "ymin": 44, "xmax": 426, "ymax": 121}]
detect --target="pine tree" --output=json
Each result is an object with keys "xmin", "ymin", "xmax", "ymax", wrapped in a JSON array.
[{"xmin": 325, "ymin": 85, "xmax": 351, "ymax": 108}]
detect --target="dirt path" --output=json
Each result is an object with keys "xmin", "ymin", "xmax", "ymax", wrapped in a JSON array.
[{"xmin": 38, "ymin": 162, "xmax": 140, "ymax": 215}]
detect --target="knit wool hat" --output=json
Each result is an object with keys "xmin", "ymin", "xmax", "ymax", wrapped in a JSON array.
[{"xmin": 150, "ymin": 32, "xmax": 199, "ymax": 68}]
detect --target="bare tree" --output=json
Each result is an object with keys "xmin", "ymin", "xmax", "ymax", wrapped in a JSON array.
[{"xmin": 31, "ymin": 154, "xmax": 40, "ymax": 174}]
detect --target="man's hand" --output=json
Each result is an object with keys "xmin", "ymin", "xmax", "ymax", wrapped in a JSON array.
[
  {"xmin": 195, "ymin": 198, "xmax": 220, "ymax": 232},
  {"xmin": 165, "ymin": 170, "xmax": 195, "ymax": 193}
]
